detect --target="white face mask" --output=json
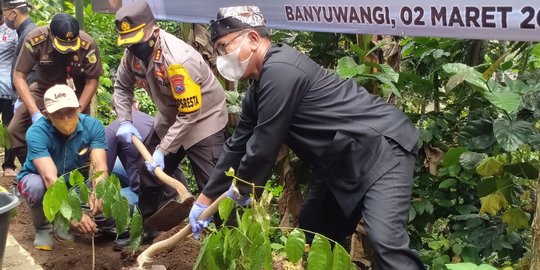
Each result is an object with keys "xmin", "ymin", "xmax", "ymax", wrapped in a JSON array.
[{"xmin": 216, "ymin": 35, "xmax": 253, "ymax": 82}]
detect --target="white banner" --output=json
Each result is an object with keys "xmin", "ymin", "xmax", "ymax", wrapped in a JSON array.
[{"xmin": 93, "ymin": 0, "xmax": 540, "ymax": 41}]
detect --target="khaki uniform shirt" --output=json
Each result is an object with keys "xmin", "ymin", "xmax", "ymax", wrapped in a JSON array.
[
  {"xmin": 15, "ymin": 26, "xmax": 103, "ymax": 99},
  {"xmin": 113, "ymin": 29, "xmax": 227, "ymax": 153}
]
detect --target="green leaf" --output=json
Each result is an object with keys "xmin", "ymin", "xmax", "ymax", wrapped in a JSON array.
[
  {"xmin": 77, "ymin": 180, "xmax": 90, "ymax": 204},
  {"xmin": 285, "ymin": 229, "xmax": 306, "ymax": 263},
  {"xmin": 43, "ymin": 178, "xmax": 69, "ymax": 222},
  {"xmin": 502, "ymin": 208, "xmax": 529, "ymax": 232},
  {"xmin": 308, "ymin": 235, "xmax": 332, "ymax": 270},
  {"xmin": 459, "ymin": 120, "xmax": 496, "ymax": 150},
  {"xmin": 246, "ymin": 223, "xmax": 270, "ymax": 270},
  {"xmin": 95, "ymin": 179, "xmax": 107, "ymax": 199},
  {"xmin": 224, "ymin": 229, "xmax": 244, "ymax": 264},
  {"xmin": 483, "ymin": 92, "xmax": 522, "ymax": 114},
  {"xmin": 493, "ymin": 118, "xmax": 531, "ymax": 152},
  {"xmin": 195, "ymin": 232, "xmax": 225, "ymax": 270},
  {"xmin": 503, "ymin": 162, "xmax": 539, "ymax": 179},
  {"xmin": 218, "ymin": 198, "xmax": 234, "ymax": 222},
  {"xmin": 439, "ymin": 179, "xmax": 457, "ymax": 189},
  {"xmin": 443, "ymin": 147, "xmax": 468, "ymax": 167},
  {"xmin": 459, "ymin": 152, "xmax": 488, "ymax": 170},
  {"xmin": 445, "ymin": 262, "xmax": 482, "ymax": 270},
  {"xmin": 477, "ymin": 178, "xmax": 497, "ymax": 197},
  {"xmin": 112, "ymin": 193, "xmax": 130, "ymax": 235},
  {"xmin": 443, "ymin": 63, "xmax": 488, "ymax": 91},
  {"xmin": 67, "ymin": 189, "xmax": 82, "ymax": 222},
  {"xmin": 336, "ymin": 57, "xmax": 361, "ymax": 78},
  {"xmin": 331, "ymin": 243, "xmax": 353, "ymax": 270},
  {"xmin": 225, "ymin": 167, "xmax": 236, "ymax": 177},
  {"xmin": 53, "ymin": 215, "xmax": 70, "ymax": 237},
  {"xmin": 59, "ymin": 201, "xmax": 72, "ymax": 222},
  {"xmin": 129, "ymin": 207, "xmax": 143, "ymax": 254},
  {"xmin": 476, "ymin": 157, "xmax": 503, "ymax": 177},
  {"xmin": 69, "ymin": 169, "xmax": 85, "ymax": 187},
  {"xmin": 479, "ymin": 191, "xmax": 508, "ymax": 216},
  {"xmin": 102, "ymin": 183, "xmax": 115, "ymax": 219}
]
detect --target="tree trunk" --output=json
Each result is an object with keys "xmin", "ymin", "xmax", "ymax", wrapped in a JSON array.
[{"xmin": 530, "ymin": 178, "xmax": 540, "ymax": 270}]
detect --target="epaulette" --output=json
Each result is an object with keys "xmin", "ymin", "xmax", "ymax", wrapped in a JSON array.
[
  {"xmin": 28, "ymin": 33, "xmax": 46, "ymax": 46},
  {"xmin": 80, "ymin": 38, "xmax": 91, "ymax": 50}
]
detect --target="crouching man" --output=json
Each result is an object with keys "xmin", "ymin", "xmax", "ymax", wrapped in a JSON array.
[{"xmin": 16, "ymin": 84, "xmax": 110, "ymax": 251}]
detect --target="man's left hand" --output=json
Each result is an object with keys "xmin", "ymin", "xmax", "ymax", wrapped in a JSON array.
[{"xmin": 145, "ymin": 148, "xmax": 165, "ymax": 174}]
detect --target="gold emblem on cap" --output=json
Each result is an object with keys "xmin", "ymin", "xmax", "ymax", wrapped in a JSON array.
[
  {"xmin": 121, "ymin": 21, "xmax": 131, "ymax": 31},
  {"xmin": 73, "ymin": 55, "xmax": 79, "ymax": 62},
  {"xmin": 66, "ymin": 32, "xmax": 74, "ymax": 39}
]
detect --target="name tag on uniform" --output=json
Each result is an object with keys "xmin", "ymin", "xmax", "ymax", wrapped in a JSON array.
[{"xmin": 39, "ymin": 60, "xmax": 53, "ymax": 65}]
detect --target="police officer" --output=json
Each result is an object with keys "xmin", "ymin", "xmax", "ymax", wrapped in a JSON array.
[
  {"xmin": 8, "ymin": 13, "xmax": 102, "ymax": 163},
  {"xmin": 189, "ymin": 6, "xmax": 425, "ymax": 270},
  {"xmin": 112, "ymin": 0, "xmax": 227, "ymax": 249},
  {"xmin": 1, "ymin": 0, "xmax": 37, "ymax": 167}
]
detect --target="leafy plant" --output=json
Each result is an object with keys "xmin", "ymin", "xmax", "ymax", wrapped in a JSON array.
[
  {"xmin": 43, "ymin": 169, "xmax": 143, "ymax": 254},
  {"xmin": 194, "ymin": 168, "xmax": 355, "ymax": 270}
]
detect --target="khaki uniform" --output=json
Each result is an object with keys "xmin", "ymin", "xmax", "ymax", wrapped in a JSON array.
[
  {"xmin": 113, "ymin": 29, "xmax": 227, "ymax": 153},
  {"xmin": 8, "ymin": 26, "xmax": 102, "ymax": 150},
  {"xmin": 113, "ymin": 29, "xmax": 227, "ymax": 220}
]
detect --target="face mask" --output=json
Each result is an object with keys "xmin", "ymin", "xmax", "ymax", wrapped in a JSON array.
[
  {"xmin": 50, "ymin": 116, "xmax": 78, "ymax": 136},
  {"xmin": 216, "ymin": 35, "xmax": 253, "ymax": 82},
  {"xmin": 4, "ymin": 12, "xmax": 16, "ymax": 29},
  {"xmin": 128, "ymin": 33, "xmax": 157, "ymax": 62}
]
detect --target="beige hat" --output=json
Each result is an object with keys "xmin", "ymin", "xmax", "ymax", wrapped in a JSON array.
[{"xmin": 44, "ymin": 84, "xmax": 79, "ymax": 113}]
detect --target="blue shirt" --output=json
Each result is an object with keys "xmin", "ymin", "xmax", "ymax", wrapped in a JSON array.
[{"xmin": 17, "ymin": 114, "xmax": 108, "ymax": 181}]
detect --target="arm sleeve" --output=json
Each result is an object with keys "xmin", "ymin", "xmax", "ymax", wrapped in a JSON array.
[
  {"xmin": 88, "ymin": 117, "xmax": 108, "ymax": 150},
  {"xmin": 203, "ymin": 63, "xmax": 309, "ymax": 198},
  {"xmin": 158, "ymin": 57, "xmax": 207, "ymax": 153},
  {"xmin": 201, "ymin": 88, "xmax": 257, "ymax": 198},
  {"xmin": 26, "ymin": 125, "xmax": 51, "ymax": 161},
  {"xmin": 112, "ymin": 52, "xmax": 136, "ymax": 123},
  {"xmin": 14, "ymin": 40, "xmax": 38, "ymax": 74}
]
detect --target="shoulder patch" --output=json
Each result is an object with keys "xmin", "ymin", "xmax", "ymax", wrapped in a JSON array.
[
  {"xmin": 80, "ymin": 38, "xmax": 91, "ymax": 50},
  {"xmin": 28, "ymin": 34, "xmax": 46, "ymax": 46},
  {"xmin": 24, "ymin": 42, "xmax": 34, "ymax": 53}
]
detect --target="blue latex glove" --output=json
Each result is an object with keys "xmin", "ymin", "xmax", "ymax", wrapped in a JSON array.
[
  {"xmin": 13, "ymin": 98, "xmax": 22, "ymax": 113},
  {"xmin": 189, "ymin": 202, "xmax": 211, "ymax": 240},
  {"xmin": 226, "ymin": 184, "xmax": 251, "ymax": 206},
  {"xmin": 115, "ymin": 121, "xmax": 142, "ymax": 143},
  {"xmin": 31, "ymin": 111, "xmax": 43, "ymax": 124},
  {"xmin": 145, "ymin": 148, "xmax": 165, "ymax": 174}
]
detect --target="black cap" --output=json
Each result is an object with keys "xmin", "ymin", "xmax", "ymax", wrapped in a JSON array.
[
  {"xmin": 0, "ymin": 0, "xmax": 30, "ymax": 11},
  {"xmin": 210, "ymin": 6, "xmax": 266, "ymax": 42},
  {"xmin": 50, "ymin": 13, "xmax": 81, "ymax": 53},
  {"xmin": 115, "ymin": 0, "xmax": 157, "ymax": 46}
]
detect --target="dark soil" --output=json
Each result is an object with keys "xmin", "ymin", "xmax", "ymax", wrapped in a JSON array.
[{"xmin": 1, "ymin": 176, "xmax": 200, "ymax": 270}]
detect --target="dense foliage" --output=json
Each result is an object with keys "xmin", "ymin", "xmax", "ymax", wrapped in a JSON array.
[{"xmin": 27, "ymin": 1, "xmax": 540, "ymax": 269}]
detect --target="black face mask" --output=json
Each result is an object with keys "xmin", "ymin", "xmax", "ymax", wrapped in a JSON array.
[{"xmin": 127, "ymin": 34, "xmax": 157, "ymax": 62}]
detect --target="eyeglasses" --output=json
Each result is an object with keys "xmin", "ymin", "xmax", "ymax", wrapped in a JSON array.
[{"xmin": 214, "ymin": 31, "xmax": 248, "ymax": 56}]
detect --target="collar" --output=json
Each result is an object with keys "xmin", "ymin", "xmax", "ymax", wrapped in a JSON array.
[{"xmin": 17, "ymin": 17, "xmax": 34, "ymax": 36}]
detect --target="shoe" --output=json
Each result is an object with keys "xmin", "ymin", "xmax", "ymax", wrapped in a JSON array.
[
  {"xmin": 53, "ymin": 225, "xmax": 75, "ymax": 242},
  {"xmin": 112, "ymin": 229, "xmax": 158, "ymax": 251},
  {"xmin": 30, "ymin": 207, "xmax": 53, "ymax": 251}
]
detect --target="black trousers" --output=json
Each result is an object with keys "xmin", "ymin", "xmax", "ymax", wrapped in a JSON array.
[
  {"xmin": 138, "ymin": 129, "xmax": 226, "ymax": 220},
  {"xmin": 0, "ymin": 98, "xmax": 15, "ymax": 170},
  {"xmin": 299, "ymin": 141, "xmax": 425, "ymax": 270}
]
